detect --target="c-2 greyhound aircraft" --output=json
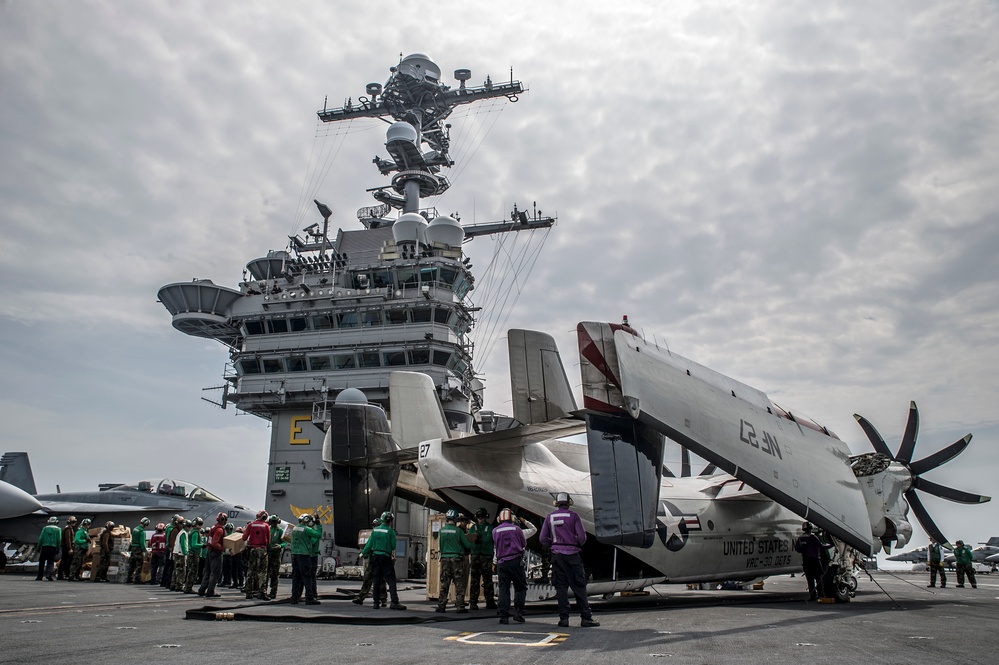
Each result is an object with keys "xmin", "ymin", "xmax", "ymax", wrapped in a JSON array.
[{"xmin": 321, "ymin": 320, "xmax": 991, "ymax": 602}]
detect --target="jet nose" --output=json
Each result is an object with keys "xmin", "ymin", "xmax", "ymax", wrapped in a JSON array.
[{"xmin": 0, "ymin": 480, "xmax": 44, "ymax": 519}]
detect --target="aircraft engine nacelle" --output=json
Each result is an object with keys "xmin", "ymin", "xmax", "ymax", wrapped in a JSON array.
[{"xmin": 853, "ymin": 453, "xmax": 913, "ymax": 553}]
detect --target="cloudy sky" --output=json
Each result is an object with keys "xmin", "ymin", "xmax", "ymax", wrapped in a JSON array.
[{"xmin": 2, "ymin": 1, "xmax": 997, "ymax": 558}]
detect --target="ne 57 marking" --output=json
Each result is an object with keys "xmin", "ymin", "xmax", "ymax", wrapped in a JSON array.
[{"xmin": 739, "ymin": 419, "xmax": 782, "ymax": 459}]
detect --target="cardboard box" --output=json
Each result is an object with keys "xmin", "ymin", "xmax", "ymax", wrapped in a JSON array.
[{"xmin": 223, "ymin": 532, "xmax": 246, "ymax": 555}]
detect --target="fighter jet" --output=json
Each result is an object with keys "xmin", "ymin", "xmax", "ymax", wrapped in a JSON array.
[
  {"xmin": 322, "ymin": 321, "xmax": 991, "ymax": 603},
  {"xmin": 0, "ymin": 452, "xmax": 261, "ymax": 554},
  {"xmin": 886, "ymin": 545, "xmax": 932, "ymax": 564}
]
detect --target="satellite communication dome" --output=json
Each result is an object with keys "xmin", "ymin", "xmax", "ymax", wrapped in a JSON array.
[
  {"xmin": 393, "ymin": 212, "xmax": 428, "ymax": 247},
  {"xmin": 425, "ymin": 215, "xmax": 464, "ymax": 248},
  {"xmin": 335, "ymin": 388, "xmax": 368, "ymax": 405},
  {"xmin": 386, "ymin": 121, "xmax": 419, "ymax": 146},
  {"xmin": 397, "ymin": 53, "xmax": 440, "ymax": 82}
]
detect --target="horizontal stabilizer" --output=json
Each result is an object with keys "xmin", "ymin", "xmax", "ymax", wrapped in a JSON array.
[
  {"xmin": 508, "ymin": 329, "xmax": 578, "ymax": 424},
  {"xmin": 611, "ymin": 329, "xmax": 874, "ymax": 554},
  {"xmin": 389, "ymin": 372, "xmax": 451, "ymax": 448},
  {"xmin": 586, "ymin": 412, "xmax": 665, "ymax": 547}
]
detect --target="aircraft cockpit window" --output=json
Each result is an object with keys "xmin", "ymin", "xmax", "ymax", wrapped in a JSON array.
[
  {"xmin": 157, "ymin": 480, "xmax": 176, "ymax": 495},
  {"xmin": 189, "ymin": 488, "xmax": 221, "ymax": 502},
  {"xmin": 173, "ymin": 486, "xmax": 187, "ymax": 496}
]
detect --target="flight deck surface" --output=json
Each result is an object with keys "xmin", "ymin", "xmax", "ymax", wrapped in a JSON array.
[{"xmin": 2, "ymin": 569, "xmax": 996, "ymax": 664}]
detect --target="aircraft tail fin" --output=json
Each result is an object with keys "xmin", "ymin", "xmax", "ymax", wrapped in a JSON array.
[
  {"xmin": 983, "ymin": 536, "xmax": 999, "ymax": 547},
  {"xmin": 388, "ymin": 372, "xmax": 451, "ymax": 448},
  {"xmin": 508, "ymin": 329, "xmax": 577, "ymax": 425},
  {"xmin": 0, "ymin": 452, "xmax": 37, "ymax": 495}
]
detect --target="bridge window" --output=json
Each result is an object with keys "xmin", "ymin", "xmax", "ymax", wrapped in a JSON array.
[
  {"xmin": 360, "ymin": 310, "xmax": 382, "ymax": 327},
  {"xmin": 309, "ymin": 356, "xmax": 331, "ymax": 371},
  {"xmin": 244, "ymin": 321, "xmax": 264, "ymax": 335},
  {"xmin": 370, "ymin": 270, "xmax": 392, "ymax": 288},
  {"xmin": 434, "ymin": 308, "xmax": 450, "ymax": 325},
  {"xmin": 383, "ymin": 351, "xmax": 407, "ymax": 367},
  {"xmin": 289, "ymin": 317, "xmax": 308, "ymax": 332},
  {"xmin": 333, "ymin": 353, "xmax": 355, "ymax": 370},
  {"xmin": 412, "ymin": 306, "xmax": 432, "ymax": 323},
  {"xmin": 312, "ymin": 314, "xmax": 335, "ymax": 330},
  {"xmin": 409, "ymin": 349, "xmax": 430, "ymax": 365},
  {"xmin": 358, "ymin": 352, "xmax": 380, "ymax": 368},
  {"xmin": 287, "ymin": 357, "xmax": 308, "ymax": 372},
  {"xmin": 386, "ymin": 308, "xmax": 408, "ymax": 325},
  {"xmin": 438, "ymin": 266, "xmax": 457, "ymax": 287},
  {"xmin": 238, "ymin": 359, "xmax": 261, "ymax": 374},
  {"xmin": 397, "ymin": 267, "xmax": 419, "ymax": 287},
  {"xmin": 262, "ymin": 358, "xmax": 284, "ymax": 373},
  {"xmin": 432, "ymin": 350, "xmax": 451, "ymax": 366},
  {"xmin": 267, "ymin": 319, "xmax": 289, "ymax": 334},
  {"xmin": 338, "ymin": 312, "xmax": 360, "ymax": 328}
]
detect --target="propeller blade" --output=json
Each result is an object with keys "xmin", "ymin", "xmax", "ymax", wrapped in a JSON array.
[
  {"xmin": 912, "ymin": 477, "xmax": 992, "ymax": 504},
  {"xmin": 854, "ymin": 413, "xmax": 894, "ymax": 458},
  {"xmin": 662, "ymin": 465, "xmax": 676, "ymax": 479},
  {"xmin": 681, "ymin": 447, "xmax": 691, "ymax": 478},
  {"xmin": 896, "ymin": 401, "xmax": 919, "ymax": 464},
  {"xmin": 908, "ymin": 434, "xmax": 973, "ymax": 476},
  {"xmin": 700, "ymin": 463, "xmax": 718, "ymax": 476},
  {"xmin": 905, "ymin": 489, "xmax": 948, "ymax": 545}
]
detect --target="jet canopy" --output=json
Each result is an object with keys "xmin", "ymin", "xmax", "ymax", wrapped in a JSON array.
[{"xmin": 110, "ymin": 479, "xmax": 223, "ymax": 503}]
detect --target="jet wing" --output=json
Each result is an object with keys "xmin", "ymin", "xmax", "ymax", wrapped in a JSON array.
[{"xmin": 613, "ymin": 330, "xmax": 875, "ymax": 554}]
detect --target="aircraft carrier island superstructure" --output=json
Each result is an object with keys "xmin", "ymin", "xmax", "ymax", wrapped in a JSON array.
[{"xmin": 157, "ymin": 54, "xmax": 555, "ymax": 576}]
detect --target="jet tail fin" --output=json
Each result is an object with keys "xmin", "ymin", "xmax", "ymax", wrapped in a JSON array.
[
  {"xmin": 508, "ymin": 329, "xmax": 577, "ymax": 425},
  {"xmin": 0, "ymin": 452, "xmax": 37, "ymax": 495}
]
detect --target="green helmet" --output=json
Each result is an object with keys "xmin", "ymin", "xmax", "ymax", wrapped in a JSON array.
[
  {"xmin": 445, "ymin": 509, "xmax": 458, "ymax": 521},
  {"xmin": 47, "ymin": 516, "xmax": 59, "ymax": 524},
  {"xmin": 139, "ymin": 517, "xmax": 150, "ymax": 527},
  {"xmin": 81, "ymin": 518, "xmax": 92, "ymax": 526},
  {"xmin": 268, "ymin": 515, "xmax": 280, "ymax": 525},
  {"xmin": 380, "ymin": 511, "xmax": 394, "ymax": 523},
  {"xmin": 224, "ymin": 523, "xmax": 235, "ymax": 533},
  {"xmin": 371, "ymin": 518, "xmax": 382, "ymax": 527}
]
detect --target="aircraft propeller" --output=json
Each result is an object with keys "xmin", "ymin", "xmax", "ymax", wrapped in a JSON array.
[
  {"xmin": 663, "ymin": 443, "xmax": 717, "ymax": 478},
  {"xmin": 854, "ymin": 401, "xmax": 989, "ymax": 545}
]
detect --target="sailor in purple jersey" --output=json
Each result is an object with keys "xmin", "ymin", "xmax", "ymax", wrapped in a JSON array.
[
  {"xmin": 539, "ymin": 492, "xmax": 599, "ymax": 628},
  {"xmin": 492, "ymin": 508, "xmax": 537, "ymax": 624}
]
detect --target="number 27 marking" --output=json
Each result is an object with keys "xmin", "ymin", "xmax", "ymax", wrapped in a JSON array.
[{"xmin": 419, "ymin": 443, "xmax": 431, "ymax": 458}]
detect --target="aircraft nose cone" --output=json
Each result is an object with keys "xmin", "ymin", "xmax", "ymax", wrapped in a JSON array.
[{"xmin": 0, "ymin": 480, "xmax": 44, "ymax": 519}]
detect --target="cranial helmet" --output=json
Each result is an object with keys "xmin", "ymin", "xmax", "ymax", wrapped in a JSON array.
[
  {"xmin": 380, "ymin": 511, "xmax": 394, "ymax": 523},
  {"xmin": 105, "ymin": 521, "xmax": 114, "ymax": 529},
  {"xmin": 372, "ymin": 518, "xmax": 382, "ymax": 527},
  {"xmin": 802, "ymin": 521, "xmax": 813, "ymax": 532},
  {"xmin": 174, "ymin": 514, "xmax": 183, "ymax": 522},
  {"xmin": 298, "ymin": 514, "xmax": 309, "ymax": 523},
  {"xmin": 193, "ymin": 517, "xmax": 204, "ymax": 526},
  {"xmin": 498, "ymin": 508, "xmax": 513, "ymax": 523},
  {"xmin": 445, "ymin": 509, "xmax": 459, "ymax": 521},
  {"xmin": 156, "ymin": 523, "xmax": 166, "ymax": 531},
  {"xmin": 48, "ymin": 516, "xmax": 59, "ymax": 524},
  {"xmin": 224, "ymin": 523, "xmax": 234, "ymax": 533},
  {"xmin": 68, "ymin": 516, "xmax": 77, "ymax": 524},
  {"xmin": 81, "ymin": 519, "xmax": 92, "ymax": 526},
  {"xmin": 217, "ymin": 512, "xmax": 228, "ymax": 524},
  {"xmin": 256, "ymin": 510, "xmax": 269, "ymax": 521},
  {"xmin": 553, "ymin": 492, "xmax": 573, "ymax": 507},
  {"xmin": 140, "ymin": 517, "xmax": 150, "ymax": 527},
  {"xmin": 475, "ymin": 508, "xmax": 489, "ymax": 520},
  {"xmin": 268, "ymin": 515, "xmax": 280, "ymax": 524},
  {"xmin": 183, "ymin": 519, "xmax": 193, "ymax": 527}
]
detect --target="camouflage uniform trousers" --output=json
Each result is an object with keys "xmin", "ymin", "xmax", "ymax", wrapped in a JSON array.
[
  {"xmin": 267, "ymin": 548, "xmax": 282, "ymax": 597},
  {"xmin": 183, "ymin": 552, "xmax": 201, "ymax": 591},
  {"xmin": 127, "ymin": 548, "xmax": 145, "ymax": 583},
  {"xmin": 468, "ymin": 553, "xmax": 495, "ymax": 606},
  {"xmin": 69, "ymin": 548, "xmax": 87, "ymax": 580},
  {"xmin": 170, "ymin": 553, "xmax": 186, "ymax": 590},
  {"xmin": 357, "ymin": 558, "xmax": 386, "ymax": 604},
  {"xmin": 245, "ymin": 547, "xmax": 268, "ymax": 598},
  {"xmin": 437, "ymin": 556, "xmax": 467, "ymax": 610},
  {"xmin": 93, "ymin": 551, "xmax": 112, "ymax": 582}
]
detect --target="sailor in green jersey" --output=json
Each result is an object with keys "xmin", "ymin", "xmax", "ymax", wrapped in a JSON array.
[
  {"xmin": 36, "ymin": 516, "xmax": 62, "ymax": 581},
  {"xmin": 352, "ymin": 518, "xmax": 387, "ymax": 606},
  {"xmin": 266, "ymin": 514, "xmax": 285, "ymax": 599},
  {"xmin": 953, "ymin": 539, "xmax": 978, "ymax": 588},
  {"xmin": 170, "ymin": 520, "xmax": 190, "ymax": 591},
  {"xmin": 361, "ymin": 511, "xmax": 407, "ymax": 610},
  {"xmin": 309, "ymin": 515, "xmax": 323, "ymax": 601},
  {"xmin": 183, "ymin": 520, "xmax": 204, "ymax": 592},
  {"xmin": 127, "ymin": 517, "xmax": 150, "ymax": 584},
  {"xmin": 467, "ymin": 507, "xmax": 496, "ymax": 610},
  {"xmin": 290, "ymin": 514, "xmax": 322, "ymax": 604},
  {"xmin": 69, "ymin": 518, "xmax": 92, "ymax": 580},
  {"xmin": 435, "ymin": 509, "xmax": 474, "ymax": 613}
]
